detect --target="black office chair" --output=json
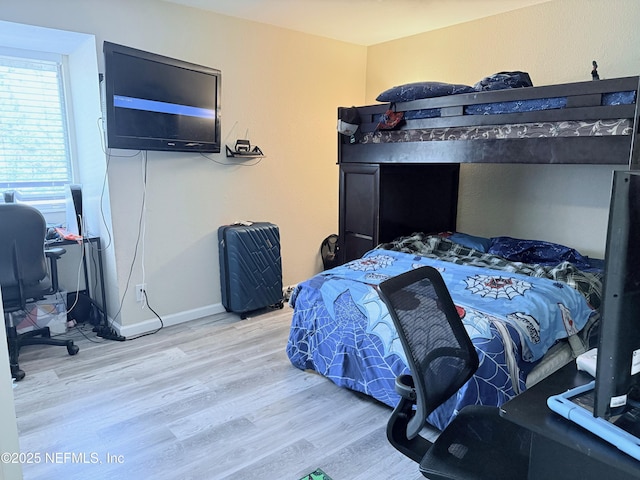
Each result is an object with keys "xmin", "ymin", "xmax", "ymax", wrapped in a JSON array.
[
  {"xmin": 378, "ymin": 266, "xmax": 530, "ymax": 480},
  {"xmin": 0, "ymin": 203, "xmax": 79, "ymax": 381}
]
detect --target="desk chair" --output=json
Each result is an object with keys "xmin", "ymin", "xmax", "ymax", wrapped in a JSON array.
[
  {"xmin": 378, "ymin": 267, "xmax": 530, "ymax": 480},
  {"xmin": 0, "ymin": 203, "xmax": 79, "ymax": 381}
]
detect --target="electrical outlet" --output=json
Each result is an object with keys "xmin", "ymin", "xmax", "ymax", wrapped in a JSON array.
[{"xmin": 136, "ymin": 283, "xmax": 146, "ymax": 302}]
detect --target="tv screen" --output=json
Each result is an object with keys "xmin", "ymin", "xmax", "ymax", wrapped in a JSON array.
[
  {"xmin": 595, "ymin": 170, "xmax": 640, "ymax": 419},
  {"xmin": 103, "ymin": 41, "xmax": 221, "ymax": 153}
]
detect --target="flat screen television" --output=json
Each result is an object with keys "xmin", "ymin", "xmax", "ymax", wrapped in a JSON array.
[
  {"xmin": 595, "ymin": 169, "xmax": 640, "ymax": 419},
  {"xmin": 103, "ymin": 41, "xmax": 221, "ymax": 153}
]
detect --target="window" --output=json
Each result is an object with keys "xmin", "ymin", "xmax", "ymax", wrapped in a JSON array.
[{"xmin": 0, "ymin": 52, "xmax": 73, "ymax": 208}]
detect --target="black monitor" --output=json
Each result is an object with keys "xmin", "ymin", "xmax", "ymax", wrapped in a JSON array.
[
  {"xmin": 103, "ymin": 41, "xmax": 221, "ymax": 153},
  {"xmin": 595, "ymin": 169, "xmax": 640, "ymax": 419}
]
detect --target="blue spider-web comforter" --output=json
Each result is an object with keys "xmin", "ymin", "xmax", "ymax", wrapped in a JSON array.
[{"xmin": 286, "ymin": 246, "xmax": 598, "ymax": 430}]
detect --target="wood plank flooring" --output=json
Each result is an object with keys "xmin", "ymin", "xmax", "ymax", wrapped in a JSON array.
[{"xmin": 11, "ymin": 307, "xmax": 424, "ymax": 480}]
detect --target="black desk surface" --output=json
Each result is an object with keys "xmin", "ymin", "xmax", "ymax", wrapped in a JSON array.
[{"xmin": 502, "ymin": 362, "xmax": 640, "ymax": 479}]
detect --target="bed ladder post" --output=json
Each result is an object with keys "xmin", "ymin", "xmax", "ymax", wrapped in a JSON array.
[{"xmin": 628, "ymin": 76, "xmax": 640, "ymax": 170}]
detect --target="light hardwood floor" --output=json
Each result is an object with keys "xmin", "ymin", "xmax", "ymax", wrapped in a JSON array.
[{"xmin": 12, "ymin": 307, "xmax": 423, "ymax": 480}]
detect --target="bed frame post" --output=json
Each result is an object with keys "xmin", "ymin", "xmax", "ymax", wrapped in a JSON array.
[{"xmin": 628, "ymin": 76, "xmax": 640, "ymax": 169}]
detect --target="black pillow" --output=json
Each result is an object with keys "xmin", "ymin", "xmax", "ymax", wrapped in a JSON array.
[{"xmin": 474, "ymin": 71, "xmax": 533, "ymax": 91}]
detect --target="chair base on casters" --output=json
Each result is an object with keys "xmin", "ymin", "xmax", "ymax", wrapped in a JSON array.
[
  {"xmin": 6, "ymin": 324, "xmax": 79, "ymax": 381},
  {"xmin": 10, "ymin": 364, "xmax": 25, "ymax": 382}
]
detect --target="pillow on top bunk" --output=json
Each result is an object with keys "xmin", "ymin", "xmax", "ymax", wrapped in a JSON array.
[
  {"xmin": 376, "ymin": 81, "xmax": 475, "ymax": 103},
  {"xmin": 474, "ymin": 71, "xmax": 533, "ymax": 91}
]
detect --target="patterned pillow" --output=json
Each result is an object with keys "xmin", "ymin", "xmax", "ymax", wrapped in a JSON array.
[{"xmin": 376, "ymin": 81, "xmax": 475, "ymax": 102}]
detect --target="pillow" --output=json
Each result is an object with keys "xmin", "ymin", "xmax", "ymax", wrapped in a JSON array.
[
  {"xmin": 488, "ymin": 236, "xmax": 591, "ymax": 268},
  {"xmin": 376, "ymin": 81, "xmax": 475, "ymax": 103},
  {"xmin": 474, "ymin": 71, "xmax": 533, "ymax": 92},
  {"xmin": 448, "ymin": 232, "xmax": 492, "ymax": 252}
]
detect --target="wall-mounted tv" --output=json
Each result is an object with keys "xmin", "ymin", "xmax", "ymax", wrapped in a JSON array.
[{"xmin": 103, "ymin": 41, "xmax": 221, "ymax": 153}]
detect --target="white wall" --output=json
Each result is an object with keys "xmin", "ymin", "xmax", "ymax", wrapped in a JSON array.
[
  {"xmin": 366, "ymin": 0, "xmax": 640, "ymax": 257},
  {"xmin": 0, "ymin": 291, "xmax": 23, "ymax": 480},
  {"xmin": 0, "ymin": 0, "xmax": 367, "ymax": 334}
]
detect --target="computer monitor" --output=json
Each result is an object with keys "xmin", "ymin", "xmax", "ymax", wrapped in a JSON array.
[{"xmin": 594, "ymin": 170, "xmax": 640, "ymax": 419}]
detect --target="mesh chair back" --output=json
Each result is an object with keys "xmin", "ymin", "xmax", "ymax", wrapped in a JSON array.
[
  {"xmin": 0, "ymin": 203, "xmax": 50, "ymax": 308},
  {"xmin": 379, "ymin": 266, "xmax": 479, "ymax": 438}
]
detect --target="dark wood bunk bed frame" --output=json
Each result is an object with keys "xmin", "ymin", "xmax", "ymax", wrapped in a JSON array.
[{"xmin": 338, "ymin": 75, "xmax": 640, "ymax": 264}]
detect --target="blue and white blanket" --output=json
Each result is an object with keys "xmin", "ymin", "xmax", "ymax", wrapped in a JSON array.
[{"xmin": 286, "ymin": 246, "xmax": 598, "ymax": 430}]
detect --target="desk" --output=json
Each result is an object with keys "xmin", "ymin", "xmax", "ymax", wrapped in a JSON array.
[
  {"xmin": 502, "ymin": 363, "xmax": 640, "ymax": 479},
  {"xmin": 54, "ymin": 236, "xmax": 107, "ymax": 321}
]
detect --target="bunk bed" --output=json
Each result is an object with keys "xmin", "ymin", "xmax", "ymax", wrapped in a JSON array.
[
  {"xmin": 341, "ymin": 75, "xmax": 640, "ymax": 166},
  {"xmin": 286, "ymin": 74, "xmax": 640, "ymax": 431}
]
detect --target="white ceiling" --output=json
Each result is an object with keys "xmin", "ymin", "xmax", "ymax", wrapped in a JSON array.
[{"xmin": 161, "ymin": 0, "xmax": 552, "ymax": 46}]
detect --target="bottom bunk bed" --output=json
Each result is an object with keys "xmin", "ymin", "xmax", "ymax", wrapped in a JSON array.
[{"xmin": 286, "ymin": 233, "xmax": 602, "ymax": 430}]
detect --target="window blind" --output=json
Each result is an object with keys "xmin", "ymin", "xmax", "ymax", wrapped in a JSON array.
[{"xmin": 0, "ymin": 55, "xmax": 72, "ymax": 203}]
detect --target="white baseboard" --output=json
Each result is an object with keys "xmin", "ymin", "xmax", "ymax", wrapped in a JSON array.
[{"xmin": 113, "ymin": 303, "xmax": 227, "ymax": 338}]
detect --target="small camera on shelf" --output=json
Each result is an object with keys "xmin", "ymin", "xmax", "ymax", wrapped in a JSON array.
[
  {"xmin": 225, "ymin": 139, "xmax": 264, "ymax": 158},
  {"xmin": 235, "ymin": 139, "xmax": 250, "ymax": 152}
]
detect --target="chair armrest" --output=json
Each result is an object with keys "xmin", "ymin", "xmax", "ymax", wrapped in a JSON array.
[
  {"xmin": 44, "ymin": 247, "xmax": 66, "ymax": 292},
  {"xmin": 45, "ymin": 247, "xmax": 66, "ymax": 260},
  {"xmin": 395, "ymin": 374, "xmax": 417, "ymax": 401},
  {"xmin": 387, "ymin": 393, "xmax": 433, "ymax": 463}
]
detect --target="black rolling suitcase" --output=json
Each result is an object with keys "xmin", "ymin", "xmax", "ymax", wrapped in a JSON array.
[{"xmin": 218, "ymin": 222, "xmax": 283, "ymax": 318}]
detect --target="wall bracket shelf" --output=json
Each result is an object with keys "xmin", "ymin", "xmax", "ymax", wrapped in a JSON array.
[{"xmin": 225, "ymin": 139, "xmax": 264, "ymax": 158}]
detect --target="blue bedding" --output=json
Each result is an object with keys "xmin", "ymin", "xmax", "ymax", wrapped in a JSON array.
[
  {"xmin": 401, "ymin": 91, "xmax": 636, "ymax": 120},
  {"xmin": 286, "ymin": 244, "xmax": 598, "ymax": 430}
]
